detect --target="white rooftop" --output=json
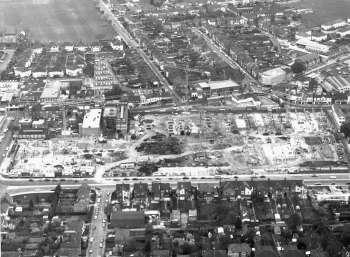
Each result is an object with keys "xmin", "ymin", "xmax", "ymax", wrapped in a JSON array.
[
  {"xmin": 198, "ymin": 80, "xmax": 240, "ymax": 90},
  {"xmin": 82, "ymin": 109, "xmax": 102, "ymax": 129},
  {"xmin": 41, "ymin": 80, "xmax": 61, "ymax": 99},
  {"xmin": 261, "ymin": 67, "xmax": 286, "ymax": 76},
  {"xmin": 296, "ymin": 38, "xmax": 330, "ymax": 51}
]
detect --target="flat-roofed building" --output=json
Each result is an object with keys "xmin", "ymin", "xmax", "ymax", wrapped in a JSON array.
[
  {"xmin": 40, "ymin": 80, "xmax": 61, "ymax": 103},
  {"xmin": 197, "ymin": 80, "xmax": 240, "ymax": 97},
  {"xmin": 103, "ymin": 103, "xmax": 128, "ymax": 138},
  {"xmin": 81, "ymin": 108, "xmax": 102, "ymax": 136},
  {"xmin": 296, "ymin": 38, "xmax": 330, "ymax": 54},
  {"xmin": 260, "ymin": 67, "xmax": 287, "ymax": 86}
]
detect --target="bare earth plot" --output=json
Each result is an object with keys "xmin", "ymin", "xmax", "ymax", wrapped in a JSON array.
[{"xmin": 0, "ymin": 0, "xmax": 115, "ymax": 42}]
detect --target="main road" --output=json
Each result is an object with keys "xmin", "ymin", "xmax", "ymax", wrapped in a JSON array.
[
  {"xmin": 97, "ymin": 0, "xmax": 182, "ymax": 104},
  {"xmin": 3, "ymin": 172, "xmax": 350, "ymax": 196},
  {"xmin": 87, "ymin": 190, "xmax": 108, "ymax": 257}
]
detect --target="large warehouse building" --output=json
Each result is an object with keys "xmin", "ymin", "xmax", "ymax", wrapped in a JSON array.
[{"xmin": 80, "ymin": 108, "xmax": 102, "ymax": 137}]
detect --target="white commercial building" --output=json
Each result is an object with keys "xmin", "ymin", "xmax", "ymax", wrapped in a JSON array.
[
  {"xmin": 81, "ymin": 109, "xmax": 102, "ymax": 136},
  {"xmin": 260, "ymin": 67, "xmax": 287, "ymax": 86},
  {"xmin": 40, "ymin": 80, "xmax": 61, "ymax": 103},
  {"xmin": 197, "ymin": 80, "xmax": 241, "ymax": 97},
  {"xmin": 296, "ymin": 38, "xmax": 330, "ymax": 54}
]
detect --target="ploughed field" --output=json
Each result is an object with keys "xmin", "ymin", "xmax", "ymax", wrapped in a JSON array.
[{"xmin": 0, "ymin": 0, "xmax": 114, "ymax": 42}]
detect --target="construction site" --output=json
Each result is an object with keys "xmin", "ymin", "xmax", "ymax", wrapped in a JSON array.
[
  {"xmin": 1, "ymin": 105, "xmax": 346, "ymax": 178},
  {"xmin": 131, "ymin": 109, "xmax": 343, "ymax": 174},
  {"xmin": 2, "ymin": 137, "xmax": 129, "ymax": 178}
]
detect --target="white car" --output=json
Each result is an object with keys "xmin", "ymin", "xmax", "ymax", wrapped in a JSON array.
[
  {"xmin": 89, "ymin": 238, "xmax": 94, "ymax": 243},
  {"xmin": 99, "ymin": 243, "xmax": 103, "ymax": 248}
]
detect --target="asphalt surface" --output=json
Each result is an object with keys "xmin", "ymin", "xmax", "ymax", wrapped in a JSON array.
[
  {"xmin": 87, "ymin": 190, "xmax": 108, "ymax": 257},
  {"xmin": 3, "ymin": 172, "xmax": 350, "ymax": 197}
]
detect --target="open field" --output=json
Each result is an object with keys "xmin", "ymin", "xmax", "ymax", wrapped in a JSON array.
[{"xmin": 0, "ymin": 0, "xmax": 115, "ymax": 42}]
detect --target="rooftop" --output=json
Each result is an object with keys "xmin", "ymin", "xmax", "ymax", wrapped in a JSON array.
[
  {"xmin": 260, "ymin": 67, "xmax": 286, "ymax": 76},
  {"xmin": 103, "ymin": 104, "xmax": 128, "ymax": 119},
  {"xmin": 297, "ymin": 53, "xmax": 320, "ymax": 63},
  {"xmin": 82, "ymin": 108, "xmax": 102, "ymax": 129},
  {"xmin": 40, "ymin": 80, "xmax": 61, "ymax": 100},
  {"xmin": 296, "ymin": 38, "xmax": 330, "ymax": 51},
  {"xmin": 198, "ymin": 80, "xmax": 240, "ymax": 90}
]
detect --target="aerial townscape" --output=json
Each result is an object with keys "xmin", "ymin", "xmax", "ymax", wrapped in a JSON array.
[{"xmin": 1, "ymin": 0, "xmax": 350, "ymax": 256}]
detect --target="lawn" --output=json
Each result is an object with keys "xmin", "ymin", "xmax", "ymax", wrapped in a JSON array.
[{"xmin": 0, "ymin": 0, "xmax": 115, "ymax": 42}]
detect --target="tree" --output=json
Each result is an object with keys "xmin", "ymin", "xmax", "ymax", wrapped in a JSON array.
[
  {"xmin": 54, "ymin": 184, "xmax": 62, "ymax": 197},
  {"xmin": 105, "ymin": 84, "xmax": 124, "ymax": 97},
  {"xmin": 28, "ymin": 199, "xmax": 34, "ymax": 210},
  {"xmin": 309, "ymin": 78, "xmax": 318, "ymax": 91},
  {"xmin": 325, "ymin": 237, "xmax": 342, "ymax": 257},
  {"xmin": 340, "ymin": 122, "xmax": 350, "ymax": 138},
  {"xmin": 150, "ymin": 0, "xmax": 164, "ymax": 7},
  {"xmin": 234, "ymin": 216, "xmax": 242, "ymax": 230},
  {"xmin": 287, "ymin": 213, "xmax": 302, "ymax": 231},
  {"xmin": 123, "ymin": 239, "xmax": 137, "ymax": 252},
  {"xmin": 291, "ymin": 61, "xmax": 306, "ymax": 74},
  {"xmin": 139, "ymin": 163, "xmax": 158, "ymax": 176},
  {"xmin": 340, "ymin": 225, "xmax": 350, "ymax": 247},
  {"xmin": 297, "ymin": 240, "xmax": 307, "ymax": 250},
  {"xmin": 143, "ymin": 240, "xmax": 151, "ymax": 257}
]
